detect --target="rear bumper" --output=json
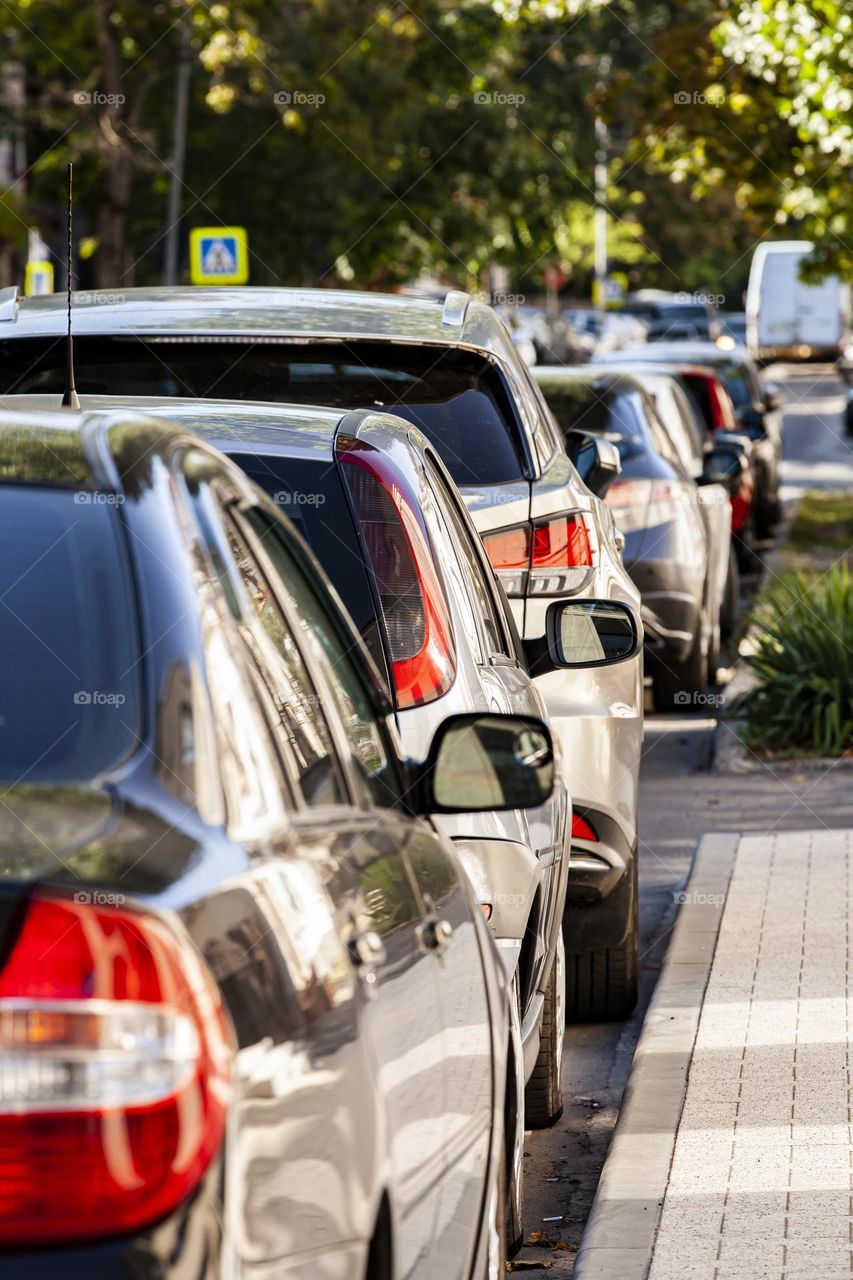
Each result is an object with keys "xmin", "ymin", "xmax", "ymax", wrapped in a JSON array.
[
  {"xmin": 565, "ymin": 809, "xmax": 637, "ymax": 952},
  {"xmin": 627, "ymin": 560, "xmax": 702, "ymax": 663}
]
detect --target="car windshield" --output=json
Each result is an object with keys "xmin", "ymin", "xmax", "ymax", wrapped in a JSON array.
[
  {"xmin": 0, "ymin": 336, "xmax": 526, "ymax": 487},
  {"xmin": 534, "ymin": 378, "xmax": 648, "ymax": 461},
  {"xmin": 0, "ymin": 487, "xmax": 141, "ymax": 783}
]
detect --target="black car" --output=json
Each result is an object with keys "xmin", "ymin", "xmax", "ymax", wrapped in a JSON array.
[
  {"xmin": 0, "ymin": 408, "xmax": 564, "ymax": 1279},
  {"xmin": 600, "ymin": 341, "xmax": 783, "ymax": 537}
]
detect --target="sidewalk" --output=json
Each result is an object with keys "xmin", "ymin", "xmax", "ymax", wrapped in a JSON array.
[{"xmin": 574, "ymin": 827, "xmax": 853, "ymax": 1280}]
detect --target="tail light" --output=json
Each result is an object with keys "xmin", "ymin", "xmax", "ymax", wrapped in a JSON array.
[
  {"xmin": 0, "ymin": 891, "xmax": 232, "ymax": 1246},
  {"xmin": 338, "ymin": 437, "xmax": 456, "ymax": 709},
  {"xmin": 730, "ymin": 469, "xmax": 755, "ymax": 535},
  {"xmin": 483, "ymin": 513, "xmax": 596, "ymax": 597},
  {"xmin": 605, "ymin": 479, "xmax": 688, "ymax": 533},
  {"xmin": 571, "ymin": 813, "xmax": 598, "ymax": 842},
  {"xmin": 700, "ymin": 375, "xmax": 737, "ymax": 431}
]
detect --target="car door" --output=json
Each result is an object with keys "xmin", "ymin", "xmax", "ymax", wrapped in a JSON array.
[{"xmin": 231, "ymin": 494, "xmax": 466, "ymax": 1280}]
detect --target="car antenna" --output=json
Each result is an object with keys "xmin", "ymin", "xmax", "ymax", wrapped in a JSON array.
[{"xmin": 61, "ymin": 160, "xmax": 80, "ymax": 410}]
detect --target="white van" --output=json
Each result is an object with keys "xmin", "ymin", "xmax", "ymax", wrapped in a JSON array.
[{"xmin": 746, "ymin": 240, "xmax": 850, "ymax": 361}]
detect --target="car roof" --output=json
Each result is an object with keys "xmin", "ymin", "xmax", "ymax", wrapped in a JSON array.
[
  {"xmin": 0, "ymin": 393, "xmax": 438, "ymax": 476},
  {"xmin": 606, "ymin": 342, "xmax": 748, "ymax": 364},
  {"xmin": 0, "ymin": 285, "xmax": 514, "ymax": 355},
  {"xmin": 0, "ymin": 393, "xmax": 347, "ymax": 460},
  {"xmin": 533, "ymin": 364, "xmax": 647, "ymax": 394}
]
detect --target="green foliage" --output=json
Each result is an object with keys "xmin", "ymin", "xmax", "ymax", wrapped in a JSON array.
[{"xmin": 736, "ymin": 565, "xmax": 853, "ymax": 758}]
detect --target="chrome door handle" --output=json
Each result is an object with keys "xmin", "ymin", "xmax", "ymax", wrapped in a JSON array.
[{"xmin": 417, "ymin": 918, "xmax": 453, "ymax": 955}]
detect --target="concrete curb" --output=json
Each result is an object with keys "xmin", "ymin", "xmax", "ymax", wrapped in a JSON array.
[{"xmin": 571, "ymin": 832, "xmax": 739, "ymax": 1280}]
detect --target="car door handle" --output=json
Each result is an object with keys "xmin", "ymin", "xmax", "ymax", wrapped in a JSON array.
[
  {"xmin": 613, "ymin": 526, "xmax": 626, "ymax": 553},
  {"xmin": 417, "ymin": 918, "xmax": 453, "ymax": 955}
]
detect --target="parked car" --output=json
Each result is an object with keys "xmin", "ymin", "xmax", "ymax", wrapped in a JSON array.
[
  {"xmin": 619, "ymin": 291, "xmax": 721, "ymax": 343},
  {"xmin": 0, "ymin": 285, "xmax": 645, "ymax": 1022},
  {"xmin": 746, "ymin": 240, "xmax": 851, "ymax": 362},
  {"xmin": 31, "ymin": 393, "xmax": 578, "ymax": 1135},
  {"xmin": 598, "ymin": 341, "xmax": 783, "ymax": 539},
  {"xmin": 533, "ymin": 368, "xmax": 734, "ymax": 706},
  {"xmin": 716, "ymin": 311, "xmax": 747, "ymax": 350},
  {"xmin": 0, "ymin": 406, "xmax": 596, "ymax": 1276},
  {"xmin": 593, "ymin": 362, "xmax": 756, "ymax": 601}
]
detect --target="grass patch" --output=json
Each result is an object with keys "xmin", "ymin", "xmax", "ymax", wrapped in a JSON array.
[
  {"xmin": 788, "ymin": 490, "xmax": 853, "ymax": 554},
  {"xmin": 736, "ymin": 562, "xmax": 853, "ymax": 758}
]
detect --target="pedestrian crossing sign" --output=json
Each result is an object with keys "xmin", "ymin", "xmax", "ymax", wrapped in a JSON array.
[{"xmin": 189, "ymin": 226, "xmax": 249, "ymax": 285}]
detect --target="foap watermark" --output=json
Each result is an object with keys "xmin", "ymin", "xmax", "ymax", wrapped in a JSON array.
[
  {"xmin": 73, "ymin": 491, "xmax": 125, "ymax": 506},
  {"xmin": 73, "ymin": 690, "xmax": 126, "ymax": 707},
  {"xmin": 673, "ymin": 690, "xmax": 724, "ymax": 709},
  {"xmin": 274, "ymin": 90, "xmax": 325, "ymax": 108},
  {"xmin": 673, "ymin": 88, "xmax": 725, "ymax": 108},
  {"xmin": 73, "ymin": 890, "xmax": 126, "ymax": 907},
  {"xmin": 273, "ymin": 489, "xmax": 326, "ymax": 508},
  {"xmin": 73, "ymin": 90, "xmax": 125, "ymax": 107},
  {"xmin": 675, "ymin": 290, "xmax": 725, "ymax": 308},
  {"xmin": 474, "ymin": 90, "xmax": 525, "ymax": 107},
  {"xmin": 674, "ymin": 890, "xmax": 725, "ymax": 907},
  {"xmin": 74, "ymin": 290, "xmax": 126, "ymax": 306},
  {"xmin": 472, "ymin": 289, "xmax": 526, "ymax": 307}
]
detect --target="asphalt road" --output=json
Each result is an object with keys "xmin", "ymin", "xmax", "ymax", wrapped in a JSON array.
[{"xmin": 514, "ymin": 364, "xmax": 853, "ymax": 1275}]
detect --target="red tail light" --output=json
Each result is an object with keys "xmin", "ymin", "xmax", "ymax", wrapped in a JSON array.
[
  {"xmin": 338, "ymin": 437, "xmax": 456, "ymax": 709},
  {"xmin": 606, "ymin": 478, "xmax": 689, "ymax": 532},
  {"xmin": 483, "ymin": 513, "xmax": 596, "ymax": 597},
  {"xmin": 571, "ymin": 813, "xmax": 598, "ymax": 842},
  {"xmin": 0, "ymin": 891, "xmax": 232, "ymax": 1246}
]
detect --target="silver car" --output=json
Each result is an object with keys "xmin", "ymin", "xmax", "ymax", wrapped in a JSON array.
[{"xmin": 0, "ymin": 286, "xmax": 644, "ymax": 1022}]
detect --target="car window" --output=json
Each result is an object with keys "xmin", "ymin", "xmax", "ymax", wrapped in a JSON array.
[
  {"xmin": 715, "ymin": 361, "xmax": 752, "ymax": 408},
  {"xmin": 182, "ymin": 464, "xmax": 294, "ymax": 835},
  {"xmin": 642, "ymin": 397, "xmax": 686, "ymax": 473},
  {"xmin": 0, "ymin": 337, "xmax": 527, "ymax": 487},
  {"xmin": 225, "ymin": 451, "xmax": 389, "ymax": 684},
  {"xmin": 647, "ymin": 380, "xmax": 703, "ymax": 475},
  {"xmin": 425, "ymin": 456, "xmax": 513, "ymax": 660},
  {"xmin": 223, "ymin": 514, "xmax": 349, "ymax": 809},
  {"xmin": 239, "ymin": 504, "xmax": 402, "ymax": 811},
  {"xmin": 0, "ymin": 486, "xmax": 141, "ymax": 784}
]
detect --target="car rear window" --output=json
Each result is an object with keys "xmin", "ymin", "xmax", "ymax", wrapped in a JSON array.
[
  {"xmin": 0, "ymin": 337, "xmax": 527, "ymax": 486},
  {"xmin": 534, "ymin": 378, "xmax": 648, "ymax": 462},
  {"xmin": 0, "ymin": 487, "xmax": 140, "ymax": 783},
  {"xmin": 226, "ymin": 452, "xmax": 390, "ymax": 685}
]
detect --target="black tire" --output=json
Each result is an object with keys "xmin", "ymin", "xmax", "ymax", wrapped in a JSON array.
[
  {"xmin": 524, "ymin": 929, "xmax": 564, "ymax": 1128},
  {"xmin": 565, "ymin": 877, "xmax": 638, "ymax": 1022},
  {"xmin": 845, "ymin": 401, "xmax": 853, "ymax": 437},
  {"xmin": 652, "ymin": 624, "xmax": 705, "ymax": 711},
  {"xmin": 720, "ymin": 545, "xmax": 740, "ymax": 642}
]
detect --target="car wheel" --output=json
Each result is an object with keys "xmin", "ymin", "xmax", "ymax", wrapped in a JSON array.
[
  {"xmin": 720, "ymin": 545, "xmax": 740, "ymax": 642},
  {"xmin": 564, "ymin": 867, "xmax": 638, "ymax": 1022},
  {"xmin": 652, "ymin": 624, "xmax": 705, "ymax": 711},
  {"xmin": 504, "ymin": 970, "xmax": 525, "ymax": 1258},
  {"xmin": 524, "ymin": 927, "xmax": 565, "ymax": 1128},
  {"xmin": 845, "ymin": 400, "xmax": 853, "ymax": 437}
]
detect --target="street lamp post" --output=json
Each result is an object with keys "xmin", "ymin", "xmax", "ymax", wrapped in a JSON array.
[{"xmin": 163, "ymin": 16, "xmax": 192, "ymax": 286}]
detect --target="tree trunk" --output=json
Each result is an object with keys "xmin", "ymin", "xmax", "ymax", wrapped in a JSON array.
[{"xmin": 94, "ymin": 0, "xmax": 133, "ymax": 287}]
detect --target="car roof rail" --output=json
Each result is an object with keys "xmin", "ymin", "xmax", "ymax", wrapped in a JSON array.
[
  {"xmin": 0, "ymin": 286, "xmax": 19, "ymax": 321},
  {"xmin": 441, "ymin": 290, "xmax": 471, "ymax": 329}
]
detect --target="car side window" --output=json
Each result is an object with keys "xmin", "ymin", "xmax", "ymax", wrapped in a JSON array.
[
  {"xmin": 425, "ymin": 456, "xmax": 514, "ymax": 661},
  {"xmin": 239, "ymin": 504, "xmax": 403, "ymax": 811}
]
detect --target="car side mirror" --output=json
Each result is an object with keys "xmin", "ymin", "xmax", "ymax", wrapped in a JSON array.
[
  {"xmin": 740, "ymin": 405, "xmax": 767, "ymax": 439},
  {"xmin": 522, "ymin": 598, "xmax": 640, "ymax": 677},
  {"xmin": 699, "ymin": 446, "xmax": 745, "ymax": 496},
  {"xmin": 563, "ymin": 429, "xmax": 622, "ymax": 498},
  {"xmin": 416, "ymin": 713, "xmax": 555, "ymax": 814},
  {"xmin": 763, "ymin": 383, "xmax": 783, "ymax": 412}
]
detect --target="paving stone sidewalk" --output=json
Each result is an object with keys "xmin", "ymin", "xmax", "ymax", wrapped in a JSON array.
[{"xmin": 575, "ymin": 827, "xmax": 853, "ymax": 1280}]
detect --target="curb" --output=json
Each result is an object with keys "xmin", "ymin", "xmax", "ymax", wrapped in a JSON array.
[{"xmin": 571, "ymin": 832, "xmax": 739, "ymax": 1280}]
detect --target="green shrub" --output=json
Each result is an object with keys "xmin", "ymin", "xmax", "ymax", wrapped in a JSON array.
[{"xmin": 735, "ymin": 563, "xmax": 853, "ymax": 757}]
